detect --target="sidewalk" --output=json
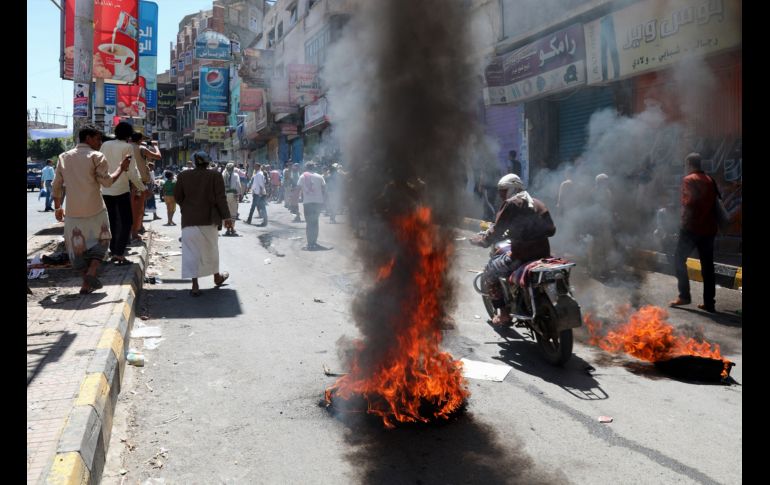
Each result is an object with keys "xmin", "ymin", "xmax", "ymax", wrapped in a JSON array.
[
  {"xmin": 460, "ymin": 217, "xmax": 742, "ymax": 290},
  {"xmin": 27, "ymin": 227, "xmax": 151, "ymax": 484}
]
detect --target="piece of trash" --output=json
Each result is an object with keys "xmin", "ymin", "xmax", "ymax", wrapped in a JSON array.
[
  {"xmin": 188, "ymin": 332, "xmax": 195, "ymax": 337},
  {"xmin": 127, "ymin": 351, "xmax": 145, "ymax": 367},
  {"xmin": 146, "ymin": 269, "xmax": 163, "ymax": 277},
  {"xmin": 154, "ymin": 237, "xmax": 173, "ymax": 242},
  {"xmin": 288, "ymin": 236, "xmax": 303, "ymax": 240},
  {"xmin": 158, "ymin": 251, "xmax": 182, "ymax": 256},
  {"xmin": 313, "ymin": 298, "xmax": 324, "ymax": 303},
  {"xmin": 28, "ymin": 256, "xmax": 46, "ymax": 279},
  {"xmin": 585, "ymin": 365, "xmax": 596, "ymax": 374},
  {"xmin": 264, "ymin": 258, "xmax": 272, "ymax": 265},
  {"xmin": 158, "ymin": 414, "xmax": 181, "ymax": 425},
  {"xmin": 144, "ymin": 338, "xmax": 165, "ymax": 350},
  {"xmin": 598, "ymin": 416, "xmax": 613, "ymax": 423},
  {"xmin": 474, "ymin": 315, "xmax": 481, "ymax": 319},
  {"xmin": 323, "ymin": 364, "xmax": 347, "ymax": 377},
  {"xmin": 460, "ymin": 358, "xmax": 512, "ymax": 382},
  {"xmin": 140, "ymin": 315, "xmax": 150, "ymax": 321},
  {"xmin": 131, "ymin": 326, "xmax": 162, "ymax": 338},
  {"xmin": 455, "ymin": 237, "xmax": 467, "ymax": 241},
  {"xmin": 119, "ymin": 469, "xmax": 128, "ymax": 475},
  {"xmin": 169, "ymin": 267, "xmax": 175, "ymax": 271},
  {"xmin": 145, "ymin": 382, "xmax": 154, "ymax": 392}
]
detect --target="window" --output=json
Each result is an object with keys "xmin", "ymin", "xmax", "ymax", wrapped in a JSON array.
[
  {"xmin": 309, "ymin": 0, "xmax": 319, "ymax": 11},
  {"xmin": 268, "ymin": 29, "xmax": 275, "ymax": 47},
  {"xmin": 290, "ymin": 6, "xmax": 298, "ymax": 26},
  {"xmin": 277, "ymin": 21, "xmax": 283, "ymax": 39}
]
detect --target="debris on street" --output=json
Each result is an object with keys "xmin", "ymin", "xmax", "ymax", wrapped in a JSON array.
[
  {"xmin": 460, "ymin": 358, "xmax": 512, "ymax": 382},
  {"xmin": 598, "ymin": 416, "xmax": 613, "ymax": 423}
]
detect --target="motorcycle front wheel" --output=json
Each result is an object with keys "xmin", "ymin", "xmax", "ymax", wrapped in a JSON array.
[
  {"xmin": 481, "ymin": 294, "xmax": 496, "ymax": 319},
  {"xmin": 534, "ymin": 297, "xmax": 573, "ymax": 366}
]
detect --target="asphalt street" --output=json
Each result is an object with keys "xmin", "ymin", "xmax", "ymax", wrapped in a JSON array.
[
  {"xmin": 87, "ymin": 195, "xmax": 741, "ymax": 484},
  {"xmin": 28, "ymin": 190, "xmax": 60, "ymax": 239}
]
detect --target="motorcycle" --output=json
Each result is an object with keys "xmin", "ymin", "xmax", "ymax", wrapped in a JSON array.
[{"xmin": 472, "ymin": 237, "xmax": 583, "ymax": 366}]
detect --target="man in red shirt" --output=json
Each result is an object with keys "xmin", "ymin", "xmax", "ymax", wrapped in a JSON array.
[{"xmin": 670, "ymin": 153, "xmax": 718, "ymax": 313}]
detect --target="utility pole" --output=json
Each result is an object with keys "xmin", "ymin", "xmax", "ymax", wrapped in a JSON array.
[{"xmin": 73, "ymin": 0, "xmax": 94, "ymax": 139}]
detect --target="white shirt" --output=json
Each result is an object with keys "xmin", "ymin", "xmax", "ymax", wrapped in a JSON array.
[
  {"xmin": 299, "ymin": 172, "xmax": 326, "ymax": 204},
  {"xmin": 100, "ymin": 139, "xmax": 144, "ymax": 196},
  {"xmin": 250, "ymin": 171, "xmax": 266, "ymax": 195}
]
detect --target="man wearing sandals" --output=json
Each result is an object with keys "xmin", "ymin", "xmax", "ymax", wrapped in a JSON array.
[
  {"xmin": 174, "ymin": 151, "xmax": 232, "ymax": 296},
  {"xmin": 51, "ymin": 125, "xmax": 132, "ymax": 294}
]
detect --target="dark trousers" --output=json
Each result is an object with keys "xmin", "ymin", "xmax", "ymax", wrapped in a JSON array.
[
  {"xmin": 674, "ymin": 229, "xmax": 715, "ymax": 307},
  {"xmin": 303, "ymin": 203, "xmax": 323, "ymax": 246},
  {"xmin": 103, "ymin": 192, "xmax": 132, "ymax": 257},
  {"xmin": 247, "ymin": 194, "xmax": 267, "ymax": 223}
]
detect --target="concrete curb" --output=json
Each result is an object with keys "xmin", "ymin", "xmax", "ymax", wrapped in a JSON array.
[
  {"xmin": 43, "ymin": 239, "xmax": 150, "ymax": 485},
  {"xmin": 460, "ymin": 217, "xmax": 742, "ymax": 290}
]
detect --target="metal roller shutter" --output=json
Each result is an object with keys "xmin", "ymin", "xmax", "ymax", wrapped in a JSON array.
[{"xmin": 557, "ymin": 87, "xmax": 615, "ymax": 163}]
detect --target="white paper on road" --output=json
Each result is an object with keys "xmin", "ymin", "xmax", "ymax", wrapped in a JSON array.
[
  {"xmin": 144, "ymin": 338, "xmax": 165, "ymax": 350},
  {"xmin": 460, "ymin": 358, "xmax": 512, "ymax": 382},
  {"xmin": 131, "ymin": 326, "xmax": 163, "ymax": 338}
]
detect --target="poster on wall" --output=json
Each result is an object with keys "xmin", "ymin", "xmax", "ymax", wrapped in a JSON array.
[
  {"xmin": 240, "ymin": 86, "xmax": 264, "ymax": 112},
  {"xmin": 239, "ymin": 48, "xmax": 274, "ymax": 88},
  {"xmin": 63, "ymin": 0, "xmax": 140, "ymax": 83},
  {"xmin": 584, "ymin": 0, "xmax": 742, "ymax": 84},
  {"xmin": 195, "ymin": 30, "xmax": 232, "ymax": 60},
  {"xmin": 73, "ymin": 83, "xmax": 89, "ymax": 118},
  {"xmin": 117, "ymin": 76, "xmax": 147, "ymax": 118},
  {"xmin": 287, "ymin": 64, "xmax": 320, "ymax": 105},
  {"xmin": 139, "ymin": 1, "xmax": 158, "ymax": 107}
]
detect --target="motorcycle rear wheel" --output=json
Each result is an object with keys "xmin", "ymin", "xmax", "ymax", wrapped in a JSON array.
[{"xmin": 534, "ymin": 297, "xmax": 573, "ymax": 366}]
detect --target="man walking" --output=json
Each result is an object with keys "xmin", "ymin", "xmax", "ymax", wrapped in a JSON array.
[
  {"xmin": 101, "ymin": 122, "xmax": 145, "ymax": 266},
  {"xmin": 222, "ymin": 162, "xmax": 242, "ymax": 235},
  {"xmin": 246, "ymin": 162, "xmax": 268, "ymax": 226},
  {"xmin": 670, "ymin": 153, "xmax": 719, "ymax": 313},
  {"xmin": 299, "ymin": 162, "xmax": 327, "ymax": 250},
  {"xmin": 51, "ymin": 125, "xmax": 131, "ymax": 293},
  {"xmin": 41, "ymin": 159, "xmax": 56, "ymax": 211}
]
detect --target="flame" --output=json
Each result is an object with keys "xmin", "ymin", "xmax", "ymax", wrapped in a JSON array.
[
  {"xmin": 584, "ymin": 305, "xmax": 732, "ymax": 378},
  {"xmin": 325, "ymin": 207, "xmax": 469, "ymax": 427}
]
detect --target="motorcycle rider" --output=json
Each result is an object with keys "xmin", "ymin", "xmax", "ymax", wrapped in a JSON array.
[{"xmin": 470, "ymin": 174, "xmax": 556, "ymax": 325}]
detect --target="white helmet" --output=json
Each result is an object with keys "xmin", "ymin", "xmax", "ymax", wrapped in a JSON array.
[{"xmin": 497, "ymin": 173, "xmax": 525, "ymax": 193}]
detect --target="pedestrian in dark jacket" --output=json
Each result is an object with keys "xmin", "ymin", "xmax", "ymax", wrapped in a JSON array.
[{"xmin": 669, "ymin": 153, "xmax": 719, "ymax": 313}]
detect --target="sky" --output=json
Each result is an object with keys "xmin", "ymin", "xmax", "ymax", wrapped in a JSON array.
[{"xmin": 27, "ymin": 0, "xmax": 215, "ymax": 130}]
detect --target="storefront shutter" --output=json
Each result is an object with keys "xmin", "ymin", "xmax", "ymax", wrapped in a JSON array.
[{"xmin": 557, "ymin": 87, "xmax": 615, "ymax": 163}]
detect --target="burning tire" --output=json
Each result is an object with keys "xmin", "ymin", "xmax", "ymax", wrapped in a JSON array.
[{"xmin": 535, "ymin": 298, "xmax": 574, "ymax": 366}]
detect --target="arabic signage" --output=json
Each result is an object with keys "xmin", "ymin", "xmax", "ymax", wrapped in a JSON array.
[
  {"xmin": 157, "ymin": 83, "xmax": 177, "ymax": 131},
  {"xmin": 208, "ymin": 112, "xmax": 227, "ymax": 126},
  {"xmin": 240, "ymin": 86, "xmax": 264, "ymax": 112},
  {"xmin": 195, "ymin": 30, "xmax": 232, "ymax": 60},
  {"xmin": 304, "ymin": 97, "xmax": 329, "ymax": 131},
  {"xmin": 194, "ymin": 119, "xmax": 209, "ymax": 141},
  {"xmin": 208, "ymin": 126, "xmax": 226, "ymax": 142},
  {"xmin": 584, "ymin": 0, "xmax": 741, "ymax": 85},
  {"xmin": 239, "ymin": 48, "xmax": 274, "ymax": 88},
  {"xmin": 270, "ymin": 76, "xmax": 296, "ymax": 114},
  {"xmin": 200, "ymin": 67, "xmax": 229, "ymax": 112},
  {"xmin": 483, "ymin": 23, "xmax": 586, "ymax": 105},
  {"xmin": 139, "ymin": 0, "xmax": 158, "ymax": 106},
  {"xmin": 63, "ymin": 0, "xmax": 140, "ymax": 83},
  {"xmin": 288, "ymin": 64, "xmax": 321, "ymax": 106}
]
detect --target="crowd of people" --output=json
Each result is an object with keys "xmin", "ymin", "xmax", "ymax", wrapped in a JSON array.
[{"xmin": 47, "ymin": 123, "xmax": 348, "ymax": 295}]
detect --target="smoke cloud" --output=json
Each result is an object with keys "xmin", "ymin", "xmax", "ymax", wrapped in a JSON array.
[{"xmin": 323, "ymin": 0, "xmax": 481, "ymax": 373}]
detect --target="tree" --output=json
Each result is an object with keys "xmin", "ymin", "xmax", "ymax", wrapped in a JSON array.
[{"xmin": 27, "ymin": 139, "xmax": 67, "ymax": 161}]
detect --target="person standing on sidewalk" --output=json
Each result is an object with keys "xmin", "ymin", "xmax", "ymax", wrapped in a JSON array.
[
  {"xmin": 669, "ymin": 153, "xmax": 718, "ymax": 313},
  {"xmin": 129, "ymin": 132, "xmax": 161, "ymax": 240},
  {"xmin": 299, "ymin": 161, "xmax": 327, "ymax": 250},
  {"xmin": 145, "ymin": 161, "xmax": 162, "ymax": 222},
  {"xmin": 222, "ymin": 162, "xmax": 242, "ymax": 235},
  {"xmin": 161, "ymin": 170, "xmax": 177, "ymax": 225},
  {"xmin": 101, "ymin": 122, "xmax": 145, "ymax": 266},
  {"xmin": 174, "ymin": 151, "xmax": 231, "ymax": 296},
  {"xmin": 41, "ymin": 159, "xmax": 56, "ymax": 212},
  {"xmin": 51, "ymin": 125, "xmax": 131, "ymax": 294},
  {"xmin": 246, "ymin": 162, "xmax": 268, "ymax": 226}
]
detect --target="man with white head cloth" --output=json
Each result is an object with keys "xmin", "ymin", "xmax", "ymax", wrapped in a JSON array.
[
  {"xmin": 222, "ymin": 162, "xmax": 242, "ymax": 235},
  {"xmin": 471, "ymin": 174, "xmax": 556, "ymax": 326}
]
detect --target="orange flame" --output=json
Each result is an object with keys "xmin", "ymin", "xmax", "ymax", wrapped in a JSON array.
[
  {"xmin": 325, "ymin": 207, "xmax": 469, "ymax": 427},
  {"xmin": 584, "ymin": 305, "xmax": 732, "ymax": 378}
]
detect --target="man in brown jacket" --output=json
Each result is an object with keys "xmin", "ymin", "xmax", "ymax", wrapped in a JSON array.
[
  {"xmin": 471, "ymin": 174, "xmax": 556, "ymax": 325},
  {"xmin": 174, "ymin": 151, "xmax": 232, "ymax": 296}
]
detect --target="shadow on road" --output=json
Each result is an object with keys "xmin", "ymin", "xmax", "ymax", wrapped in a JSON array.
[
  {"xmin": 670, "ymin": 306, "xmax": 742, "ymax": 328},
  {"xmin": 489, "ymin": 325, "xmax": 609, "ymax": 401},
  {"xmin": 143, "ymin": 287, "xmax": 243, "ymax": 318},
  {"xmin": 27, "ymin": 330, "xmax": 76, "ymax": 385},
  {"xmin": 336, "ymin": 412, "xmax": 567, "ymax": 485}
]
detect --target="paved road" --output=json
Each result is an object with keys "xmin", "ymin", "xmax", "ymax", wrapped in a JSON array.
[
  {"xmin": 103, "ymin": 198, "xmax": 742, "ymax": 485},
  {"xmin": 27, "ymin": 190, "xmax": 59, "ymax": 239}
]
